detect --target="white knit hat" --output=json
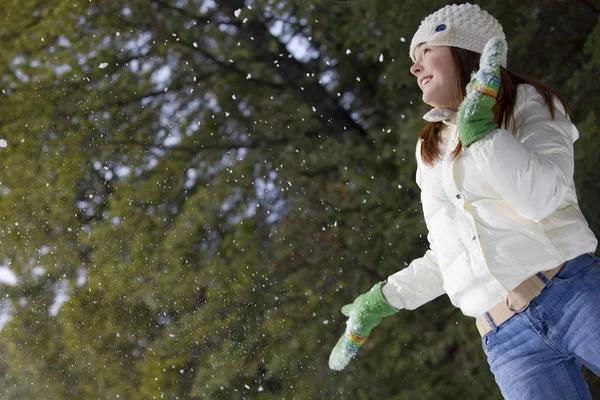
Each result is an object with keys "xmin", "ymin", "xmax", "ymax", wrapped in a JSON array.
[{"xmin": 409, "ymin": 3, "xmax": 507, "ymax": 67}]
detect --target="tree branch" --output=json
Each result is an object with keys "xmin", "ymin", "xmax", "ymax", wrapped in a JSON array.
[
  {"xmin": 217, "ymin": 0, "xmax": 371, "ymax": 144},
  {"xmin": 175, "ymin": 38, "xmax": 285, "ymax": 90},
  {"xmin": 577, "ymin": 0, "xmax": 599, "ymax": 14},
  {"xmin": 152, "ymin": 0, "xmax": 218, "ymax": 25},
  {"xmin": 106, "ymin": 137, "xmax": 292, "ymax": 153}
]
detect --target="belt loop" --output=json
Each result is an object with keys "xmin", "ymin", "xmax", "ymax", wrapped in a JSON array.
[
  {"xmin": 536, "ymin": 271, "xmax": 552, "ymax": 287},
  {"xmin": 483, "ymin": 312, "xmax": 497, "ymax": 333}
]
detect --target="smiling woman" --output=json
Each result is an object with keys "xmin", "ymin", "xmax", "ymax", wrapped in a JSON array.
[{"xmin": 330, "ymin": 3, "xmax": 600, "ymax": 399}]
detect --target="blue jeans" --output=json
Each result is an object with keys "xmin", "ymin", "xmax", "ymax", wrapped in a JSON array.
[{"xmin": 481, "ymin": 253, "xmax": 600, "ymax": 400}]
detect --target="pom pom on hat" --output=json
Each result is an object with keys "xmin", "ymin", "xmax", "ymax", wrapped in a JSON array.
[{"xmin": 409, "ymin": 3, "xmax": 507, "ymax": 67}]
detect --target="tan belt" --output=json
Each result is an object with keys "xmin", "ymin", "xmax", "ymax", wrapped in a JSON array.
[{"xmin": 476, "ymin": 263, "xmax": 565, "ymax": 336}]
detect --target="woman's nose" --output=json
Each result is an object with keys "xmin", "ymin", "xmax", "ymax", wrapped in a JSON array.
[{"xmin": 410, "ymin": 63, "xmax": 422, "ymax": 76}]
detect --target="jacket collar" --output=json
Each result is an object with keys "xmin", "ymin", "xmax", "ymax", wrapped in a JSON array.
[{"xmin": 423, "ymin": 108, "xmax": 457, "ymax": 126}]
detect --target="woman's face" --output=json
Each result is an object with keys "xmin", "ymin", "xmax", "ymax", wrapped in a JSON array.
[{"xmin": 410, "ymin": 45, "xmax": 457, "ymax": 109}]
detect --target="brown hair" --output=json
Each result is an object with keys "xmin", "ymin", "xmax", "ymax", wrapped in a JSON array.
[{"xmin": 418, "ymin": 47, "xmax": 571, "ymax": 166}]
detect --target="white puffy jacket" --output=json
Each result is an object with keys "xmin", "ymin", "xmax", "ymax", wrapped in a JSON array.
[{"xmin": 382, "ymin": 84, "xmax": 598, "ymax": 317}]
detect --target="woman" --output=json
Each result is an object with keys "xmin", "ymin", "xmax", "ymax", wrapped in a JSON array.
[{"xmin": 329, "ymin": 3, "xmax": 600, "ymax": 399}]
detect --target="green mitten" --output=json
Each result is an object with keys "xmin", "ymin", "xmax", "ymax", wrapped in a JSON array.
[
  {"xmin": 457, "ymin": 37, "xmax": 506, "ymax": 147},
  {"xmin": 329, "ymin": 282, "xmax": 398, "ymax": 371}
]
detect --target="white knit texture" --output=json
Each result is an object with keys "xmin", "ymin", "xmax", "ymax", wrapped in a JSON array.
[{"xmin": 410, "ymin": 3, "xmax": 507, "ymax": 67}]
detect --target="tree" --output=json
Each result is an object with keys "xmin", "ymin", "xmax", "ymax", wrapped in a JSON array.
[{"xmin": 0, "ymin": 0, "xmax": 598, "ymax": 398}]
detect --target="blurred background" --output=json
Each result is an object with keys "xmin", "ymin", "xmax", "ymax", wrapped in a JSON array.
[{"xmin": 0, "ymin": 0, "xmax": 599, "ymax": 398}]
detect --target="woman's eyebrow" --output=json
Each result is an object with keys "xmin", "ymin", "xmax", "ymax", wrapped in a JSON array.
[{"xmin": 414, "ymin": 43, "xmax": 426, "ymax": 59}]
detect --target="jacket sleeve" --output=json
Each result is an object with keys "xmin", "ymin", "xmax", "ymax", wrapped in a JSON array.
[
  {"xmin": 381, "ymin": 145, "xmax": 445, "ymax": 310},
  {"xmin": 467, "ymin": 84, "xmax": 577, "ymax": 222},
  {"xmin": 382, "ymin": 236, "xmax": 445, "ymax": 310}
]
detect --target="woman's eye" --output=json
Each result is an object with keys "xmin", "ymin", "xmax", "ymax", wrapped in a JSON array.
[{"xmin": 423, "ymin": 48, "xmax": 431, "ymax": 54}]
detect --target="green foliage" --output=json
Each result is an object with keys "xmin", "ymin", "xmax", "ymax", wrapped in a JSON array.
[{"xmin": 0, "ymin": 0, "xmax": 598, "ymax": 398}]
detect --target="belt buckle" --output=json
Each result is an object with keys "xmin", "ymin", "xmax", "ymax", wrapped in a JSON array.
[{"xmin": 506, "ymin": 297, "xmax": 529, "ymax": 313}]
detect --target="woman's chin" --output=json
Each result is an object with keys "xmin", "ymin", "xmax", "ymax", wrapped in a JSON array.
[
  {"xmin": 422, "ymin": 93, "xmax": 453, "ymax": 110},
  {"xmin": 422, "ymin": 92, "xmax": 439, "ymax": 108}
]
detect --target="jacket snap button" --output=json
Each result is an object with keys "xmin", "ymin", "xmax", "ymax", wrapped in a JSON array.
[
  {"xmin": 471, "ymin": 235, "xmax": 477, "ymax": 241},
  {"xmin": 456, "ymin": 194, "xmax": 462, "ymax": 199}
]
